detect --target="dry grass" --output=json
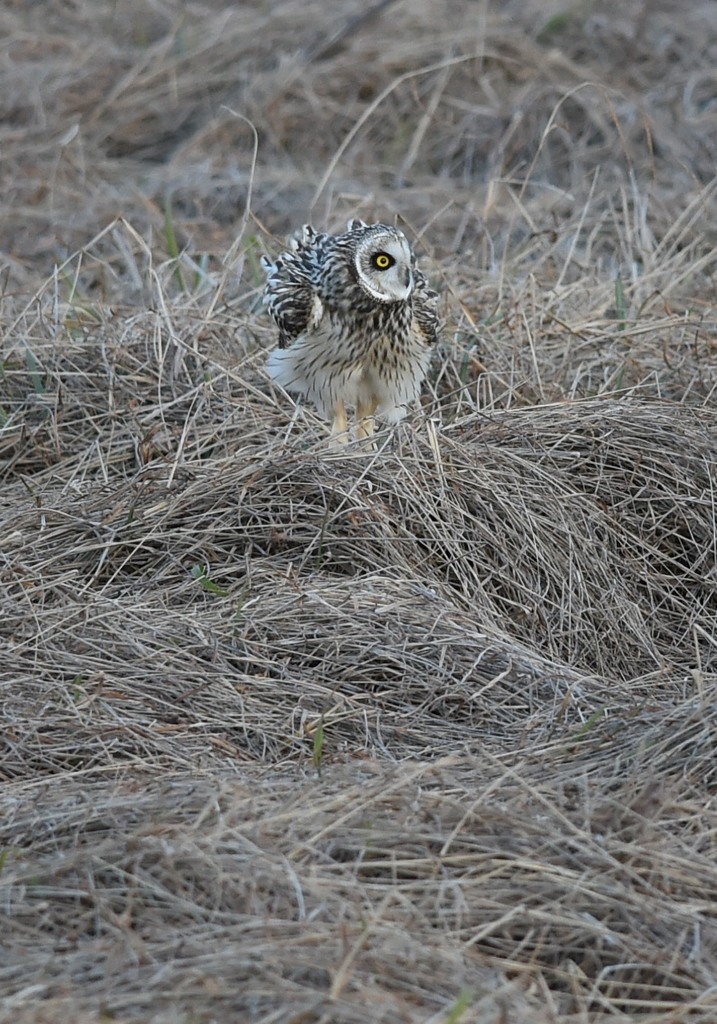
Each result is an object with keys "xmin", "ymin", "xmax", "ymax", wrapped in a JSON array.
[{"xmin": 2, "ymin": 1, "xmax": 717, "ymax": 1021}]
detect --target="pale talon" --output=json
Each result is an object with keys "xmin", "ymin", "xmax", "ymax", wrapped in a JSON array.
[
  {"xmin": 355, "ymin": 397, "xmax": 378, "ymax": 448},
  {"xmin": 329, "ymin": 399, "xmax": 350, "ymax": 447}
]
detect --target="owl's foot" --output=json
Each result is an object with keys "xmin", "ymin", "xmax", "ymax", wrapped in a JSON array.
[
  {"xmin": 354, "ymin": 397, "xmax": 378, "ymax": 449},
  {"xmin": 329, "ymin": 400, "xmax": 350, "ymax": 447}
]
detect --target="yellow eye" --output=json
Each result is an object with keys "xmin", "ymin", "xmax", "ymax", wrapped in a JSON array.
[{"xmin": 372, "ymin": 252, "xmax": 394, "ymax": 270}]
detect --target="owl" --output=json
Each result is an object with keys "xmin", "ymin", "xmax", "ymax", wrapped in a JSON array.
[{"xmin": 261, "ymin": 219, "xmax": 439, "ymax": 443}]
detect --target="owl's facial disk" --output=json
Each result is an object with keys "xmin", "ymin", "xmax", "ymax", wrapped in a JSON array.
[{"xmin": 354, "ymin": 231, "xmax": 414, "ymax": 303}]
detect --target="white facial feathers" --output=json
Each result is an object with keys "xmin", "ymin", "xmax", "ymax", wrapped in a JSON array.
[{"xmin": 352, "ymin": 227, "xmax": 414, "ymax": 303}]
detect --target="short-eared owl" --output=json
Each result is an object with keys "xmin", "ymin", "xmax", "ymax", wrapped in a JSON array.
[{"xmin": 261, "ymin": 219, "xmax": 439, "ymax": 443}]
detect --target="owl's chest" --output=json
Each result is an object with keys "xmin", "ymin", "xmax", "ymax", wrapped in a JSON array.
[{"xmin": 322, "ymin": 304, "xmax": 413, "ymax": 362}]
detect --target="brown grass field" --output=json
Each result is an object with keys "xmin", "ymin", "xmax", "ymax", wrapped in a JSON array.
[{"xmin": 2, "ymin": 1, "xmax": 717, "ymax": 1020}]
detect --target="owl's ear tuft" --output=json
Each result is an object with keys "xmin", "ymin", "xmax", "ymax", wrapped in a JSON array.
[{"xmin": 347, "ymin": 218, "xmax": 367, "ymax": 232}]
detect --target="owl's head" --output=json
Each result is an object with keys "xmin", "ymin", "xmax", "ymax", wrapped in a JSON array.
[{"xmin": 349, "ymin": 221, "xmax": 414, "ymax": 303}]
